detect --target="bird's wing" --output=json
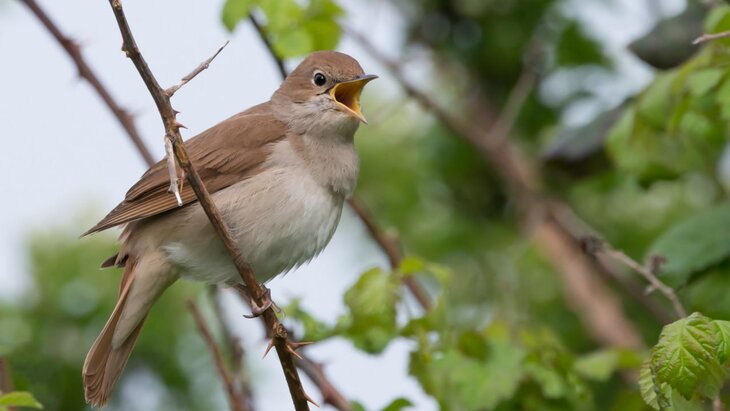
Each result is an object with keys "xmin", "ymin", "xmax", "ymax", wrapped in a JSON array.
[{"xmin": 83, "ymin": 102, "xmax": 288, "ymax": 236}]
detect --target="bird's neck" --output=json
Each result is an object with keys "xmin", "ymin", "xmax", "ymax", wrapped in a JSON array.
[{"xmin": 271, "ymin": 95, "xmax": 360, "ymax": 138}]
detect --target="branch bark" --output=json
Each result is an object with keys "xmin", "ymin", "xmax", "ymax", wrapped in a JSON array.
[
  {"xmin": 188, "ymin": 300, "xmax": 250, "ymax": 411},
  {"xmin": 25, "ymin": 2, "xmax": 351, "ymax": 408},
  {"xmin": 105, "ymin": 1, "xmax": 310, "ymax": 409}
]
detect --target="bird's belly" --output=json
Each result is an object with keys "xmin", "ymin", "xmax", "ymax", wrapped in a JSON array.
[{"xmin": 161, "ymin": 167, "xmax": 344, "ymax": 285}]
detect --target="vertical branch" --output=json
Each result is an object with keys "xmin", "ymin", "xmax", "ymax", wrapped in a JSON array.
[{"xmin": 105, "ymin": 1, "xmax": 310, "ymax": 409}]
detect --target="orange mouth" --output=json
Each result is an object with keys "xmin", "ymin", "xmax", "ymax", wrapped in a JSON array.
[{"xmin": 329, "ymin": 74, "xmax": 377, "ymax": 123}]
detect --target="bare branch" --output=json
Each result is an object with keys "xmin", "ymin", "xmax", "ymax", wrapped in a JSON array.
[
  {"xmin": 583, "ymin": 237, "xmax": 687, "ymax": 319},
  {"xmin": 248, "ymin": 15, "xmax": 288, "ymax": 80},
  {"xmin": 20, "ymin": 0, "xmax": 155, "ymax": 166},
  {"xmin": 693, "ymin": 30, "xmax": 730, "ymax": 45},
  {"xmin": 188, "ymin": 300, "xmax": 248, "ymax": 411},
  {"xmin": 166, "ymin": 41, "xmax": 229, "ymax": 97},
  {"xmin": 105, "ymin": 1, "xmax": 310, "ymax": 409}
]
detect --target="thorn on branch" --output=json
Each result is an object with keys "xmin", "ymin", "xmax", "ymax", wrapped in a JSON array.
[{"xmin": 579, "ymin": 235, "xmax": 604, "ymax": 255}]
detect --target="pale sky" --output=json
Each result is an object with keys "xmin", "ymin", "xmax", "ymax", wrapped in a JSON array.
[{"xmin": 0, "ymin": 0, "xmax": 680, "ymax": 410}]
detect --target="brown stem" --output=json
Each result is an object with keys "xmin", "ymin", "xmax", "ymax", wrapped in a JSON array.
[
  {"xmin": 20, "ymin": 0, "xmax": 155, "ymax": 167},
  {"xmin": 105, "ymin": 1, "xmax": 309, "ymax": 409},
  {"xmin": 0, "ymin": 358, "xmax": 15, "ymax": 411},
  {"xmin": 188, "ymin": 300, "xmax": 248, "ymax": 411},
  {"xmin": 248, "ymin": 15, "xmax": 288, "ymax": 80}
]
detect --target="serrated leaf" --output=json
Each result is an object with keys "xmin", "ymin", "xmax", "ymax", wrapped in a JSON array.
[
  {"xmin": 652, "ymin": 313, "xmax": 726, "ymax": 399},
  {"xmin": 639, "ymin": 359, "xmax": 668, "ymax": 410},
  {"xmin": 381, "ymin": 397, "xmax": 413, "ymax": 411},
  {"xmin": 0, "ymin": 392, "xmax": 43, "ymax": 409},
  {"xmin": 648, "ymin": 205, "xmax": 730, "ymax": 287},
  {"xmin": 711, "ymin": 320, "xmax": 730, "ymax": 363},
  {"xmin": 221, "ymin": 0, "xmax": 255, "ymax": 31}
]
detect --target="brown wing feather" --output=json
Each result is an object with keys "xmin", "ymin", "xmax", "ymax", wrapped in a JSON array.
[{"xmin": 83, "ymin": 102, "xmax": 287, "ymax": 236}]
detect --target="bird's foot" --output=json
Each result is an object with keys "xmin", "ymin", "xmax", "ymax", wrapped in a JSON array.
[{"xmin": 243, "ymin": 285, "xmax": 280, "ymax": 318}]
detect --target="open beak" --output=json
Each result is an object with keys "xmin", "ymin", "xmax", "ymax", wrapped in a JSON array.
[{"xmin": 329, "ymin": 74, "xmax": 378, "ymax": 123}]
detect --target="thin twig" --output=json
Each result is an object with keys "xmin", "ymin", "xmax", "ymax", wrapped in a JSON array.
[
  {"xmin": 348, "ymin": 28, "xmax": 645, "ymax": 349},
  {"xmin": 20, "ymin": 0, "xmax": 155, "ymax": 167},
  {"xmin": 582, "ymin": 237, "xmax": 687, "ymax": 319},
  {"xmin": 105, "ymin": 1, "xmax": 310, "ymax": 409},
  {"xmin": 0, "ymin": 358, "xmax": 15, "ymax": 411},
  {"xmin": 693, "ymin": 30, "xmax": 730, "ymax": 45},
  {"xmin": 248, "ymin": 15, "xmax": 287, "ymax": 80},
  {"xmin": 208, "ymin": 286, "xmax": 256, "ymax": 411},
  {"xmin": 166, "ymin": 41, "xmax": 230, "ymax": 97},
  {"xmin": 188, "ymin": 300, "xmax": 246, "ymax": 411}
]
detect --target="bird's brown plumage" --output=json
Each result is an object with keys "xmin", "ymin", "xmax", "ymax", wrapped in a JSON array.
[{"xmin": 83, "ymin": 102, "xmax": 288, "ymax": 235}]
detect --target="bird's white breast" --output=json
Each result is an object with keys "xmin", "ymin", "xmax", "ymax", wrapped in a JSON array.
[{"xmin": 161, "ymin": 137, "xmax": 357, "ymax": 284}]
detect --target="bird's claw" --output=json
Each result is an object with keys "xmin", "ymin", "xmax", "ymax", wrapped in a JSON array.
[{"xmin": 243, "ymin": 285, "xmax": 279, "ymax": 318}]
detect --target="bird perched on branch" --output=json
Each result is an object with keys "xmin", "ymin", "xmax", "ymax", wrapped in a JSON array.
[{"xmin": 81, "ymin": 51, "xmax": 376, "ymax": 407}]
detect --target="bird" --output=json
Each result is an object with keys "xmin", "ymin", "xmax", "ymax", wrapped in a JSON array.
[{"xmin": 81, "ymin": 50, "xmax": 376, "ymax": 407}]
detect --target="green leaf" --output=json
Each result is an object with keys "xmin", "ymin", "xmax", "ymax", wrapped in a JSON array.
[
  {"xmin": 221, "ymin": 0, "xmax": 255, "ymax": 31},
  {"xmin": 712, "ymin": 320, "xmax": 730, "ymax": 363},
  {"xmin": 639, "ymin": 359, "xmax": 666, "ymax": 410},
  {"xmin": 648, "ymin": 205, "xmax": 730, "ymax": 287},
  {"xmin": 412, "ymin": 343, "xmax": 524, "ymax": 409},
  {"xmin": 283, "ymin": 298, "xmax": 334, "ymax": 342},
  {"xmin": 259, "ymin": 0, "xmax": 303, "ymax": 32},
  {"xmin": 686, "ymin": 68, "xmax": 725, "ymax": 97},
  {"xmin": 342, "ymin": 267, "xmax": 401, "ymax": 353},
  {"xmin": 0, "ymin": 392, "xmax": 43, "ymax": 409},
  {"xmin": 381, "ymin": 397, "xmax": 413, "ymax": 411},
  {"xmin": 273, "ymin": 27, "xmax": 314, "ymax": 58},
  {"xmin": 302, "ymin": 19, "xmax": 341, "ymax": 51},
  {"xmin": 651, "ymin": 313, "xmax": 726, "ymax": 399},
  {"xmin": 574, "ymin": 349, "xmax": 620, "ymax": 382}
]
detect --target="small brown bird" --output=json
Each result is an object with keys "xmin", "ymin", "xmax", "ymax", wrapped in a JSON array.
[{"xmin": 82, "ymin": 51, "xmax": 376, "ymax": 407}]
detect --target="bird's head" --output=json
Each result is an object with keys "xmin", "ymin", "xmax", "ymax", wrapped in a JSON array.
[{"xmin": 272, "ymin": 51, "xmax": 377, "ymax": 135}]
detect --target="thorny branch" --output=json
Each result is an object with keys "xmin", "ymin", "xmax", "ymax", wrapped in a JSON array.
[
  {"xmin": 581, "ymin": 237, "xmax": 687, "ymax": 319},
  {"xmin": 105, "ymin": 1, "xmax": 310, "ymax": 409},
  {"xmin": 25, "ymin": 1, "xmax": 350, "ymax": 409},
  {"xmin": 20, "ymin": 0, "xmax": 155, "ymax": 167},
  {"xmin": 188, "ymin": 300, "xmax": 249, "ymax": 411},
  {"xmin": 21, "ymin": 1, "xmax": 260, "ymax": 407}
]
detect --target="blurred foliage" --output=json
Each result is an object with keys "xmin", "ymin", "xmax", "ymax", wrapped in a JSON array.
[
  {"xmin": 221, "ymin": 0, "xmax": 343, "ymax": 57},
  {"xmin": 8, "ymin": 0, "xmax": 730, "ymax": 410},
  {"xmin": 0, "ymin": 391, "xmax": 42, "ymax": 411},
  {"xmin": 1, "ymin": 227, "xmax": 228, "ymax": 411}
]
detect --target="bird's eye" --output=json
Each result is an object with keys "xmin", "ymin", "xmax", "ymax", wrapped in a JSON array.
[{"xmin": 313, "ymin": 72, "xmax": 327, "ymax": 87}]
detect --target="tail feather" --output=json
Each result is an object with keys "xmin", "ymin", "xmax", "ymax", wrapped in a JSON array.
[
  {"xmin": 83, "ymin": 261, "xmax": 139, "ymax": 408},
  {"xmin": 83, "ymin": 251, "xmax": 175, "ymax": 408}
]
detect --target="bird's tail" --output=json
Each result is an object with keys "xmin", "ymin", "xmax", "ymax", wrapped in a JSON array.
[{"xmin": 83, "ymin": 251, "xmax": 175, "ymax": 407}]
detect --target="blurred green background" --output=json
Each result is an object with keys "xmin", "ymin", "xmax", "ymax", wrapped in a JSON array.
[{"xmin": 3, "ymin": 0, "xmax": 730, "ymax": 410}]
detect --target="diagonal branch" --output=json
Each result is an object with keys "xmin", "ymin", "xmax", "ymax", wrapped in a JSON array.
[
  {"xmin": 105, "ymin": 1, "xmax": 310, "ymax": 409},
  {"xmin": 347, "ymin": 28, "xmax": 645, "ymax": 349},
  {"xmin": 188, "ymin": 300, "xmax": 250, "ymax": 411},
  {"xmin": 20, "ymin": 0, "xmax": 155, "ymax": 167}
]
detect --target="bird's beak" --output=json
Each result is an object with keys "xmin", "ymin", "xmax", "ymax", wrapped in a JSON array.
[{"xmin": 329, "ymin": 74, "xmax": 378, "ymax": 123}]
